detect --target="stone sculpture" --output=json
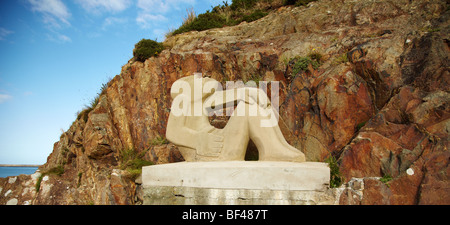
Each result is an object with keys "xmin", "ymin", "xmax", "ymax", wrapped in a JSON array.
[{"xmin": 166, "ymin": 74, "xmax": 305, "ymax": 162}]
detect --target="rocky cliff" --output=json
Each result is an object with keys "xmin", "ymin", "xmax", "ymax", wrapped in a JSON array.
[{"xmin": 1, "ymin": 0, "xmax": 448, "ymax": 205}]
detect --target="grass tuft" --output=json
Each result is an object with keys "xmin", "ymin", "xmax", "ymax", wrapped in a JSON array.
[
  {"xmin": 380, "ymin": 174, "xmax": 393, "ymax": 187},
  {"xmin": 325, "ymin": 155, "xmax": 344, "ymax": 188},
  {"xmin": 35, "ymin": 165, "xmax": 65, "ymax": 192},
  {"xmin": 290, "ymin": 56, "xmax": 321, "ymax": 76},
  {"xmin": 118, "ymin": 148, "xmax": 154, "ymax": 180},
  {"xmin": 149, "ymin": 135, "xmax": 169, "ymax": 146}
]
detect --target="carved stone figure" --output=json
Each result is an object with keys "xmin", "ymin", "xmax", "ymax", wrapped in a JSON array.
[{"xmin": 166, "ymin": 74, "xmax": 305, "ymax": 162}]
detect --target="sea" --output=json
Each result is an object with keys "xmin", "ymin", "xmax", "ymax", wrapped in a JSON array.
[{"xmin": 0, "ymin": 167, "xmax": 39, "ymax": 178}]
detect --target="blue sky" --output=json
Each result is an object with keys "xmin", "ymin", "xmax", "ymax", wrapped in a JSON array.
[{"xmin": 0, "ymin": 0, "xmax": 223, "ymax": 164}]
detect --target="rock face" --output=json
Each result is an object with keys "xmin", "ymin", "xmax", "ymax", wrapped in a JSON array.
[{"xmin": 1, "ymin": 0, "xmax": 448, "ymax": 204}]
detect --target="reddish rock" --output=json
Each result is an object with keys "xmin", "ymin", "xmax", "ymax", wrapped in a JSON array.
[
  {"xmin": 417, "ymin": 141, "xmax": 450, "ymax": 205},
  {"xmin": 110, "ymin": 169, "xmax": 136, "ymax": 205},
  {"xmin": 339, "ymin": 131, "xmax": 405, "ymax": 180},
  {"xmin": 339, "ymin": 188, "xmax": 362, "ymax": 205},
  {"xmin": 361, "ymin": 178, "xmax": 392, "ymax": 205},
  {"xmin": 144, "ymin": 144, "xmax": 184, "ymax": 165}
]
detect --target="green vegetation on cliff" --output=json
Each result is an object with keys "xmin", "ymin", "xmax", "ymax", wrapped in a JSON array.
[
  {"xmin": 169, "ymin": 0, "xmax": 317, "ymax": 37},
  {"xmin": 35, "ymin": 165, "xmax": 65, "ymax": 192},
  {"xmin": 325, "ymin": 156, "xmax": 343, "ymax": 188},
  {"xmin": 133, "ymin": 39, "xmax": 164, "ymax": 62},
  {"xmin": 287, "ymin": 51, "xmax": 323, "ymax": 77},
  {"xmin": 119, "ymin": 148, "xmax": 154, "ymax": 180}
]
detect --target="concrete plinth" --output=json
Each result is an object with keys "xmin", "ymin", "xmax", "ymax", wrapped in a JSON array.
[{"xmin": 142, "ymin": 161, "xmax": 334, "ymax": 205}]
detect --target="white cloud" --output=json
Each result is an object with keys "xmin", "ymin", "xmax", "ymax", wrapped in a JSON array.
[
  {"xmin": 137, "ymin": 0, "xmax": 170, "ymax": 13},
  {"xmin": 137, "ymin": 0, "xmax": 196, "ymax": 13},
  {"xmin": 0, "ymin": 28, "xmax": 14, "ymax": 41},
  {"xmin": 28, "ymin": 0, "xmax": 71, "ymax": 28},
  {"xmin": 57, "ymin": 33, "xmax": 72, "ymax": 42},
  {"xmin": 102, "ymin": 17, "xmax": 128, "ymax": 30},
  {"xmin": 0, "ymin": 94, "xmax": 12, "ymax": 103},
  {"xmin": 46, "ymin": 32, "xmax": 72, "ymax": 43},
  {"xmin": 136, "ymin": 13, "xmax": 168, "ymax": 29},
  {"xmin": 76, "ymin": 0, "xmax": 132, "ymax": 14},
  {"xmin": 136, "ymin": 0, "xmax": 195, "ymax": 31}
]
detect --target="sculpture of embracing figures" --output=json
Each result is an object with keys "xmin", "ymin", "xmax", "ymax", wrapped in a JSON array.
[{"xmin": 166, "ymin": 74, "xmax": 305, "ymax": 162}]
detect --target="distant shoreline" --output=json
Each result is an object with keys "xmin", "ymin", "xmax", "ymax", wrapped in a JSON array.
[{"xmin": 0, "ymin": 164, "xmax": 41, "ymax": 167}]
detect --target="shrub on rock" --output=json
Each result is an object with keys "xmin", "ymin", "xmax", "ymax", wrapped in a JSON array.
[{"xmin": 133, "ymin": 39, "xmax": 164, "ymax": 62}]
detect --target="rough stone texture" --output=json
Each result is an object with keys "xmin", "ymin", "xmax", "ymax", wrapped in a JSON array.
[
  {"xmin": 1, "ymin": 0, "xmax": 448, "ymax": 204},
  {"xmin": 142, "ymin": 161, "xmax": 332, "ymax": 205},
  {"xmin": 143, "ymin": 186, "xmax": 338, "ymax": 205},
  {"xmin": 142, "ymin": 161, "xmax": 329, "ymax": 190},
  {"xmin": 0, "ymin": 172, "xmax": 40, "ymax": 205}
]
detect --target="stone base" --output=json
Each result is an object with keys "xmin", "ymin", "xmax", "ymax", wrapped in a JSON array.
[
  {"xmin": 143, "ymin": 186, "xmax": 338, "ymax": 205},
  {"xmin": 142, "ymin": 161, "xmax": 335, "ymax": 205}
]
